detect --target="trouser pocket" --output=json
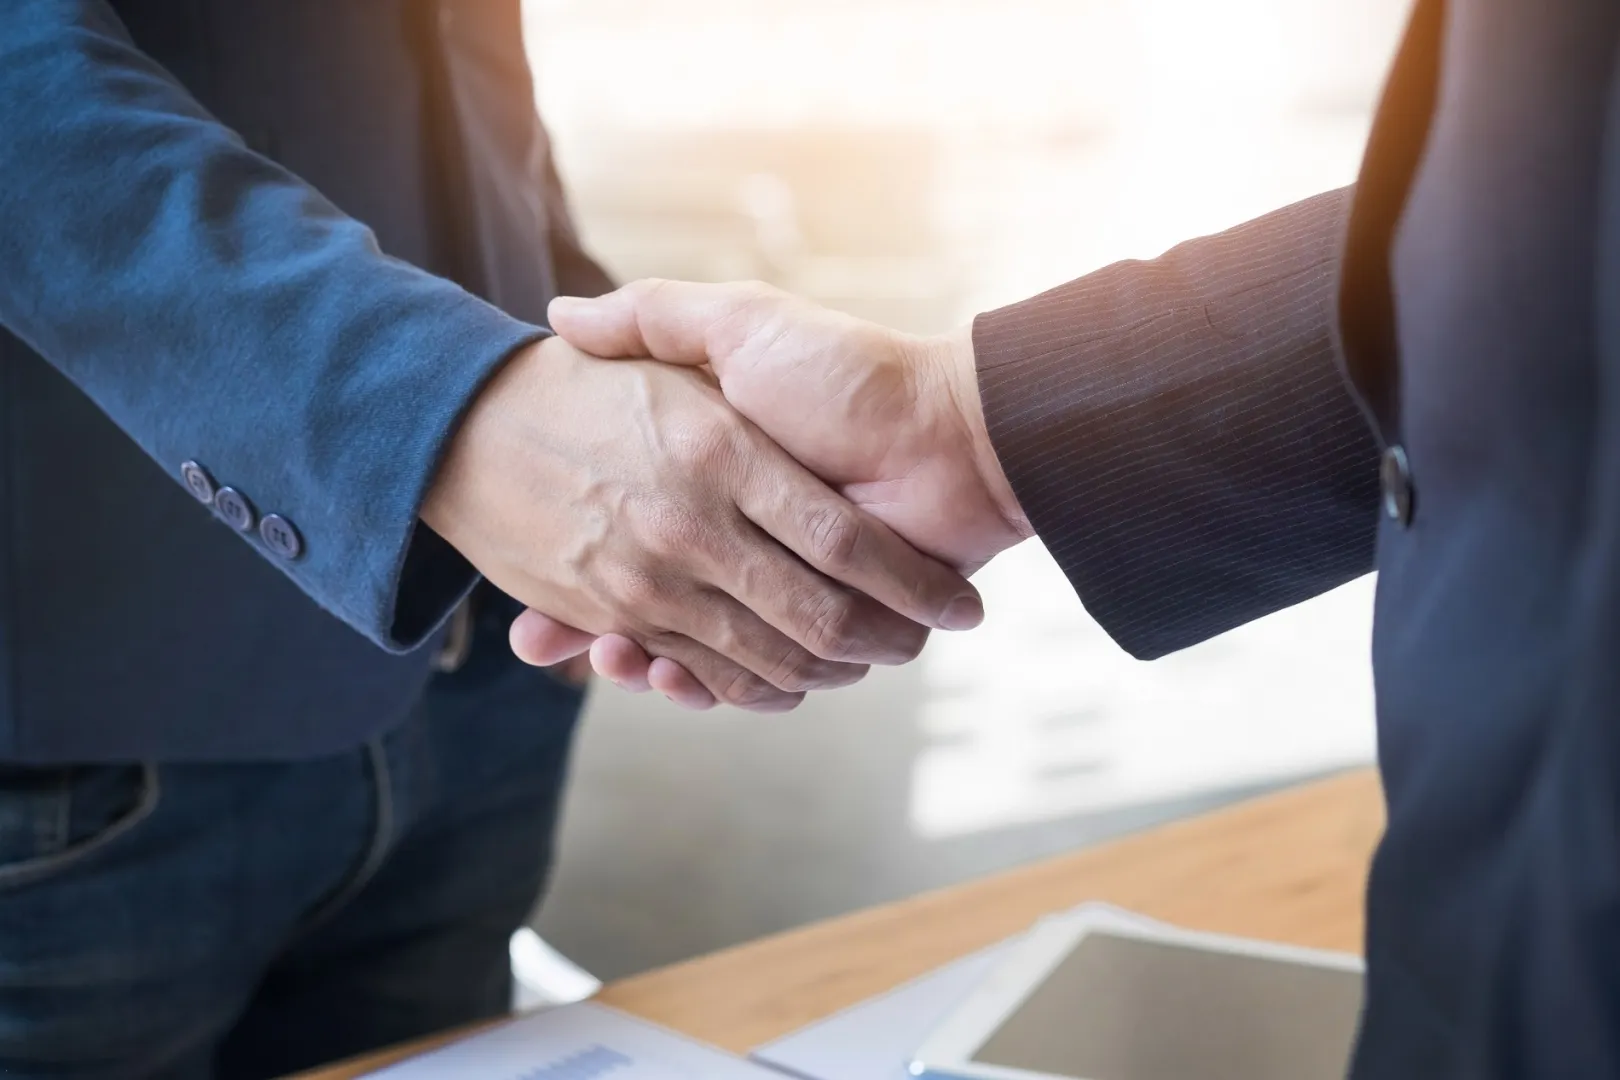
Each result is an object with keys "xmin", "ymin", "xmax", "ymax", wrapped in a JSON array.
[{"xmin": 0, "ymin": 764, "xmax": 159, "ymax": 891}]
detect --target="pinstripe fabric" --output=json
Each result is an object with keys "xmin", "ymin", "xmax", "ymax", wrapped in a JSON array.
[{"xmin": 974, "ymin": 188, "xmax": 1381, "ymax": 659}]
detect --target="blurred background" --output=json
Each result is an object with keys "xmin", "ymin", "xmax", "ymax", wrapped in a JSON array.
[{"xmin": 523, "ymin": 0, "xmax": 1410, "ymax": 981}]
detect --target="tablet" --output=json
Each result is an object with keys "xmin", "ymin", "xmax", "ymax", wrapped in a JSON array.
[{"xmin": 909, "ymin": 911, "xmax": 1364, "ymax": 1080}]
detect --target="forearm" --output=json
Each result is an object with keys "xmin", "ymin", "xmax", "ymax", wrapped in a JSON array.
[
  {"xmin": 0, "ymin": 1, "xmax": 543, "ymax": 649},
  {"xmin": 973, "ymin": 188, "xmax": 1381, "ymax": 658}
]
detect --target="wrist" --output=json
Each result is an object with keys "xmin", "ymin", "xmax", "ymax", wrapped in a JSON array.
[
  {"xmin": 421, "ymin": 336, "xmax": 550, "ymax": 544},
  {"xmin": 917, "ymin": 325, "xmax": 1030, "ymax": 539}
]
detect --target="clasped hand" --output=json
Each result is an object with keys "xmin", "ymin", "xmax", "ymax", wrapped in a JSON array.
[
  {"xmin": 433, "ymin": 280, "xmax": 1034, "ymax": 711},
  {"xmin": 424, "ymin": 280, "xmax": 1030, "ymax": 711}
]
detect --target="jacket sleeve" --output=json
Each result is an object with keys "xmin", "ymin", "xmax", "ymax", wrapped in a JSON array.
[
  {"xmin": 0, "ymin": 1, "xmax": 547, "ymax": 651},
  {"xmin": 973, "ymin": 188, "xmax": 1383, "ymax": 659}
]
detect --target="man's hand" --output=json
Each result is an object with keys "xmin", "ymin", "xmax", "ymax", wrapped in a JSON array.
[
  {"xmin": 508, "ymin": 281, "xmax": 1032, "ymax": 705},
  {"xmin": 423, "ymin": 335, "xmax": 984, "ymax": 713}
]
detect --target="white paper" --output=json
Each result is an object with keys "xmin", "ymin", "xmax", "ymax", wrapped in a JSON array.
[
  {"xmin": 751, "ymin": 904, "xmax": 1166, "ymax": 1080},
  {"xmin": 372, "ymin": 1001, "xmax": 782, "ymax": 1080}
]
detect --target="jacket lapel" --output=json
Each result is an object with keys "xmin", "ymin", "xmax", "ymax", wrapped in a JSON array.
[{"xmin": 1336, "ymin": 0, "xmax": 1448, "ymax": 446}]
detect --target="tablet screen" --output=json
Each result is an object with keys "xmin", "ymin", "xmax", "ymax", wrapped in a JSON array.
[{"xmin": 969, "ymin": 930, "xmax": 1362, "ymax": 1080}]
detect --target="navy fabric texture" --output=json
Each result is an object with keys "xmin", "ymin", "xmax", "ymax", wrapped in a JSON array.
[
  {"xmin": 0, "ymin": 1, "xmax": 607, "ymax": 759},
  {"xmin": 975, "ymin": 188, "xmax": 1383, "ymax": 659},
  {"xmin": 976, "ymin": 0, "xmax": 1620, "ymax": 1072}
]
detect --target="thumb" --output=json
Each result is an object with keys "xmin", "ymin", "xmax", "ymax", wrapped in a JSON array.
[{"xmin": 548, "ymin": 279, "xmax": 781, "ymax": 375}]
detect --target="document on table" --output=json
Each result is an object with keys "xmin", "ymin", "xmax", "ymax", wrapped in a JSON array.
[
  {"xmin": 751, "ymin": 903, "xmax": 1165, "ymax": 1080},
  {"xmin": 371, "ymin": 1001, "xmax": 782, "ymax": 1080}
]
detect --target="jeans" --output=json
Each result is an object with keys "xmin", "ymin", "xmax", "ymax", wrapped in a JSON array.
[{"xmin": 0, "ymin": 596, "xmax": 586, "ymax": 1079}]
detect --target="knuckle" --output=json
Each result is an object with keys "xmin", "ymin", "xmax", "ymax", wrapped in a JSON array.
[
  {"xmin": 671, "ymin": 415, "xmax": 744, "ymax": 472},
  {"xmin": 710, "ymin": 281, "xmax": 789, "ymax": 353},
  {"xmin": 717, "ymin": 667, "xmax": 779, "ymax": 710},
  {"xmin": 763, "ymin": 646, "xmax": 833, "ymax": 694},
  {"xmin": 632, "ymin": 491, "xmax": 722, "ymax": 561},
  {"xmin": 609, "ymin": 564, "xmax": 667, "ymax": 611},
  {"xmin": 641, "ymin": 498, "xmax": 708, "ymax": 557},
  {"xmin": 800, "ymin": 589, "xmax": 863, "ymax": 661},
  {"xmin": 626, "ymin": 277, "xmax": 671, "ymax": 304},
  {"xmin": 802, "ymin": 504, "xmax": 862, "ymax": 573}
]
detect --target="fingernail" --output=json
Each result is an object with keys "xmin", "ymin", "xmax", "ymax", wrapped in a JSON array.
[
  {"xmin": 548, "ymin": 295, "xmax": 584, "ymax": 318},
  {"xmin": 940, "ymin": 594, "xmax": 985, "ymax": 631}
]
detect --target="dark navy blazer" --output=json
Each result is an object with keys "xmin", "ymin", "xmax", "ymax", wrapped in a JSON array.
[
  {"xmin": 0, "ymin": 1, "xmax": 609, "ymax": 760},
  {"xmin": 977, "ymin": 0, "xmax": 1620, "ymax": 1072}
]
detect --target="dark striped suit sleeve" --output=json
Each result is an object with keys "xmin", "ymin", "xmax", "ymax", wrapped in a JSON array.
[{"xmin": 974, "ymin": 188, "xmax": 1381, "ymax": 659}]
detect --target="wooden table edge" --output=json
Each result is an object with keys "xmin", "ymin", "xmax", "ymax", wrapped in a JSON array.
[{"xmin": 295, "ymin": 767, "xmax": 1384, "ymax": 1078}]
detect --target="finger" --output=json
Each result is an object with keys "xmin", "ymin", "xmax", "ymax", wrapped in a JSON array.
[
  {"xmin": 666, "ymin": 584, "xmax": 872, "ymax": 694},
  {"xmin": 523, "ymin": 618, "xmax": 756, "ymax": 712},
  {"xmin": 582, "ymin": 633, "xmax": 721, "ymax": 711},
  {"xmin": 669, "ymin": 494, "xmax": 923, "ymax": 667},
  {"xmin": 589, "ymin": 635, "xmax": 653, "ymax": 693},
  {"xmin": 509, "ymin": 609, "xmax": 597, "ymax": 667},
  {"xmin": 548, "ymin": 280, "xmax": 777, "ymax": 374},
  {"xmin": 732, "ymin": 447, "xmax": 984, "ymax": 637},
  {"xmin": 646, "ymin": 658, "xmax": 715, "ymax": 710},
  {"xmin": 639, "ymin": 630, "xmax": 808, "ymax": 713}
]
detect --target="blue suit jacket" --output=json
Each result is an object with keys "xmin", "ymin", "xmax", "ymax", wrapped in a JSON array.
[
  {"xmin": 976, "ymin": 0, "xmax": 1620, "ymax": 1072},
  {"xmin": 0, "ymin": 0, "xmax": 609, "ymax": 760}
]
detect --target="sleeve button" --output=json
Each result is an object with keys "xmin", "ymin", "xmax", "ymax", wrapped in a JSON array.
[
  {"xmin": 259, "ymin": 514, "xmax": 304, "ymax": 561},
  {"xmin": 180, "ymin": 461, "xmax": 217, "ymax": 505},
  {"xmin": 214, "ymin": 487, "xmax": 257, "ymax": 533}
]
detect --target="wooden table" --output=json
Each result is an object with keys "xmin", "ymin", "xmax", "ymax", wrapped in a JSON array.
[{"xmin": 300, "ymin": 768, "xmax": 1384, "ymax": 1078}]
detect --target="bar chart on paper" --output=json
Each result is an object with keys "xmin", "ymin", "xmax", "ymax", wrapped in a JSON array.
[
  {"xmin": 518, "ymin": 1047, "xmax": 632, "ymax": 1079},
  {"xmin": 370, "ymin": 1003, "xmax": 782, "ymax": 1080}
]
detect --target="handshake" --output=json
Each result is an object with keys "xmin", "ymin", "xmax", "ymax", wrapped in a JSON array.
[{"xmin": 423, "ymin": 280, "xmax": 1034, "ymax": 712}]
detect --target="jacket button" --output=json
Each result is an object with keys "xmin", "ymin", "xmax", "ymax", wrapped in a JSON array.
[
  {"xmin": 1381, "ymin": 445, "xmax": 1415, "ymax": 526},
  {"xmin": 180, "ymin": 461, "xmax": 217, "ymax": 505},
  {"xmin": 214, "ymin": 487, "xmax": 257, "ymax": 533},
  {"xmin": 259, "ymin": 514, "xmax": 304, "ymax": 561}
]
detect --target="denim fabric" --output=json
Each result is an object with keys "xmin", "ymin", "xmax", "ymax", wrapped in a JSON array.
[{"xmin": 0, "ymin": 602, "xmax": 584, "ymax": 1079}]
